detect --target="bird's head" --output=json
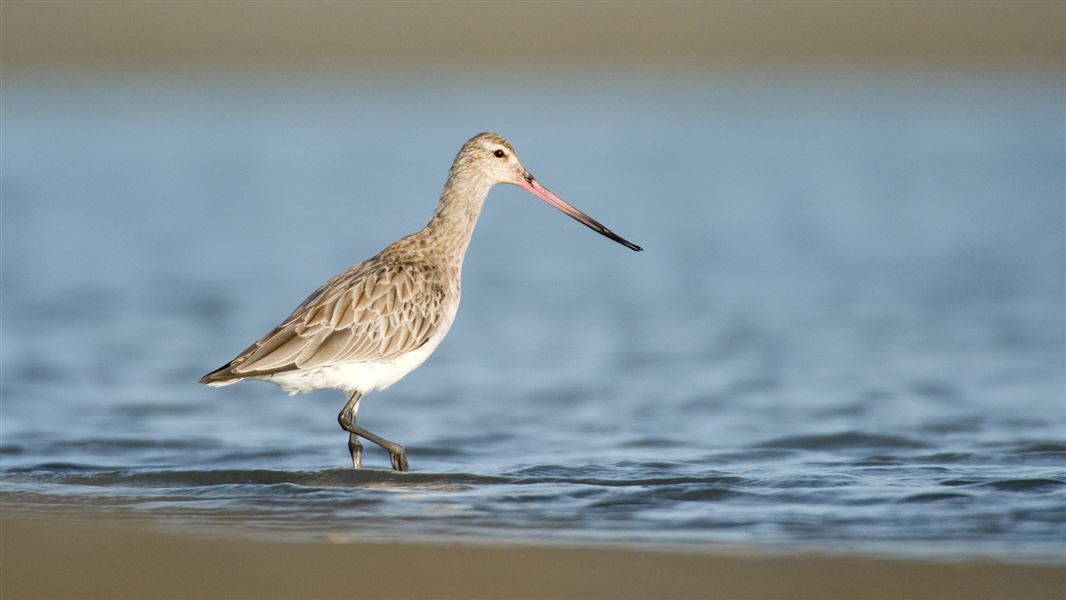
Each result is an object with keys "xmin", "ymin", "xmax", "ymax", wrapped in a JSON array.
[{"xmin": 450, "ymin": 132, "xmax": 643, "ymax": 252}]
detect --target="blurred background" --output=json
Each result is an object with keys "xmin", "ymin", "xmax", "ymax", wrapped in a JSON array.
[{"xmin": 2, "ymin": 1, "xmax": 1064, "ymax": 559}]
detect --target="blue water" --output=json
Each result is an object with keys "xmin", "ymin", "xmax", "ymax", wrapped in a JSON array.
[{"xmin": 2, "ymin": 72, "xmax": 1063, "ymax": 561}]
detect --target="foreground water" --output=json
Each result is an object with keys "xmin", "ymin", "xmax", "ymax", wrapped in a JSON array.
[{"xmin": 2, "ymin": 72, "xmax": 1063, "ymax": 561}]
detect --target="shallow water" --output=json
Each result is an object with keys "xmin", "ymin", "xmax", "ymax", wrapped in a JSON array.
[{"xmin": 2, "ymin": 72, "xmax": 1064, "ymax": 561}]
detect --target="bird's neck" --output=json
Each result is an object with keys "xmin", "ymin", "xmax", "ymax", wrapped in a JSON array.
[{"xmin": 421, "ymin": 172, "xmax": 494, "ymax": 266}]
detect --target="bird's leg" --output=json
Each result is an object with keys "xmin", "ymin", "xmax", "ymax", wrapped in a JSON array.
[
  {"xmin": 348, "ymin": 434, "xmax": 363, "ymax": 470},
  {"xmin": 337, "ymin": 391, "xmax": 409, "ymax": 472},
  {"xmin": 351, "ymin": 426, "xmax": 408, "ymax": 472},
  {"xmin": 338, "ymin": 391, "xmax": 364, "ymax": 470}
]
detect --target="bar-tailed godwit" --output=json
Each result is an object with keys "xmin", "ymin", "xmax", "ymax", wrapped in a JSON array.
[{"xmin": 200, "ymin": 132, "xmax": 642, "ymax": 471}]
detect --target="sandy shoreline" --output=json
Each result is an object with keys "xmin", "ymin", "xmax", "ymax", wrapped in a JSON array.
[{"xmin": 2, "ymin": 510, "xmax": 1062, "ymax": 600}]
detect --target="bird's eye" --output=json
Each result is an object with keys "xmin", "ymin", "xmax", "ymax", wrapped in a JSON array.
[{"xmin": 493, "ymin": 149, "xmax": 506, "ymax": 158}]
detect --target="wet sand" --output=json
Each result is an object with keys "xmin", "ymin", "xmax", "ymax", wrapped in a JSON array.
[{"xmin": 2, "ymin": 510, "xmax": 1062, "ymax": 599}]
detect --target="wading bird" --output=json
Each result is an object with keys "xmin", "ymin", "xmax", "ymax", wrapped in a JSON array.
[{"xmin": 200, "ymin": 132, "xmax": 642, "ymax": 471}]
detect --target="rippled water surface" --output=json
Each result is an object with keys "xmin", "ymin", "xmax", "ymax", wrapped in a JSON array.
[{"xmin": 2, "ymin": 73, "xmax": 1064, "ymax": 561}]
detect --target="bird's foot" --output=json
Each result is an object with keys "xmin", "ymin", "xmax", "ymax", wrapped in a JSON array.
[
  {"xmin": 349, "ymin": 425, "xmax": 409, "ymax": 472},
  {"xmin": 389, "ymin": 446, "xmax": 409, "ymax": 472}
]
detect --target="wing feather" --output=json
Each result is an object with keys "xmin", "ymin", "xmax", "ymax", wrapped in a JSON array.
[
  {"xmin": 301, "ymin": 330, "xmax": 351, "ymax": 366},
  {"xmin": 210, "ymin": 261, "xmax": 449, "ymax": 380},
  {"xmin": 240, "ymin": 331, "xmax": 309, "ymax": 371},
  {"xmin": 329, "ymin": 296, "xmax": 353, "ymax": 328}
]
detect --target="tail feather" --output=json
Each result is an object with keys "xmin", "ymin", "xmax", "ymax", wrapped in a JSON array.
[{"xmin": 199, "ymin": 364, "xmax": 243, "ymax": 387}]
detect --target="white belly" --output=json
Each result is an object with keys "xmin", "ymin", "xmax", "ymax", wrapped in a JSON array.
[{"xmin": 260, "ymin": 303, "xmax": 457, "ymax": 395}]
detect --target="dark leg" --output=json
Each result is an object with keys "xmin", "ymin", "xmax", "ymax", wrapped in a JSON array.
[
  {"xmin": 338, "ymin": 391, "xmax": 364, "ymax": 470},
  {"xmin": 337, "ymin": 391, "xmax": 409, "ymax": 472},
  {"xmin": 351, "ymin": 426, "xmax": 408, "ymax": 472}
]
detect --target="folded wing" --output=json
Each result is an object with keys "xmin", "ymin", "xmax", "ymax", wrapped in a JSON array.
[{"xmin": 199, "ymin": 262, "xmax": 446, "ymax": 384}]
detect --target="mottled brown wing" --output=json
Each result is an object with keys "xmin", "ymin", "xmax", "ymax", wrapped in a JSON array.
[{"xmin": 201, "ymin": 262, "xmax": 446, "ymax": 382}]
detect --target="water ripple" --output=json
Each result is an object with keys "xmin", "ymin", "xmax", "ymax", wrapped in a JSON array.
[
  {"xmin": 755, "ymin": 432, "xmax": 929, "ymax": 450},
  {"xmin": 986, "ymin": 479, "xmax": 1064, "ymax": 492}
]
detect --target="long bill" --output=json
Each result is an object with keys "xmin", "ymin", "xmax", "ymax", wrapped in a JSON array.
[{"xmin": 516, "ymin": 174, "xmax": 643, "ymax": 252}]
